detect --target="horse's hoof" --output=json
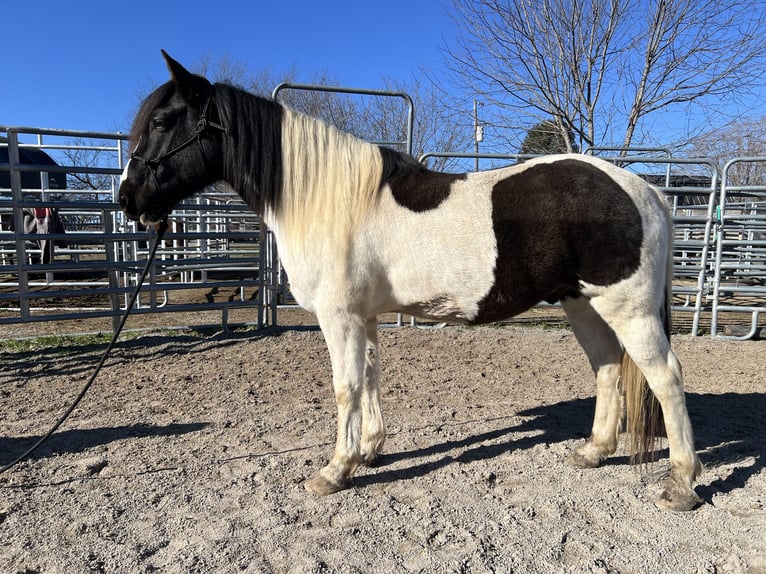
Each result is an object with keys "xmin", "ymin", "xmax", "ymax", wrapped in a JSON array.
[
  {"xmin": 305, "ymin": 473, "xmax": 349, "ymax": 496},
  {"xmin": 360, "ymin": 436, "xmax": 385, "ymax": 466},
  {"xmin": 360, "ymin": 451, "xmax": 381, "ymax": 467},
  {"xmin": 654, "ymin": 488, "xmax": 703, "ymax": 511},
  {"xmin": 567, "ymin": 448, "xmax": 604, "ymax": 469}
]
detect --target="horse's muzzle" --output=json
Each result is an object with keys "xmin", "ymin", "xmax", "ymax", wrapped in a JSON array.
[
  {"xmin": 118, "ymin": 160, "xmax": 141, "ymax": 221},
  {"xmin": 119, "ymin": 159, "xmax": 171, "ymax": 225},
  {"xmin": 119, "ymin": 182, "xmax": 166, "ymax": 225},
  {"xmin": 118, "ymin": 181, "xmax": 141, "ymax": 222}
]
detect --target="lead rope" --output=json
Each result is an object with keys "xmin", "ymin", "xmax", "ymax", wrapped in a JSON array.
[{"xmin": 0, "ymin": 220, "xmax": 169, "ymax": 474}]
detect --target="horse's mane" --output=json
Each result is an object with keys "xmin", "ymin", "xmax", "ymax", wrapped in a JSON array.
[
  {"xmin": 134, "ymin": 79, "xmax": 417, "ymax": 257},
  {"xmin": 213, "ymin": 83, "xmax": 284, "ymax": 216},
  {"xmin": 215, "ymin": 82, "xmax": 387, "ymax": 255}
]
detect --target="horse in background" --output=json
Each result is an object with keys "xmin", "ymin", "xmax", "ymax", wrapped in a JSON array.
[{"xmin": 1, "ymin": 207, "xmax": 66, "ymax": 264}]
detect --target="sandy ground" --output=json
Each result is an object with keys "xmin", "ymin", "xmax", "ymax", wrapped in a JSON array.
[{"xmin": 1, "ymin": 319, "xmax": 765, "ymax": 573}]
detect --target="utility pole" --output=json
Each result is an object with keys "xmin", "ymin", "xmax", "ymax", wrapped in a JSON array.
[{"xmin": 473, "ymin": 99, "xmax": 484, "ymax": 172}]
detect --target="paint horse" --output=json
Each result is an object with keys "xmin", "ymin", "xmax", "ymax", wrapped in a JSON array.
[{"xmin": 119, "ymin": 52, "xmax": 703, "ymax": 511}]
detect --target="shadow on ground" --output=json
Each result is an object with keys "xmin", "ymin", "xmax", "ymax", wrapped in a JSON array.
[
  {"xmin": 355, "ymin": 391, "xmax": 765, "ymax": 501},
  {"xmin": 0, "ymin": 422, "xmax": 209, "ymax": 468}
]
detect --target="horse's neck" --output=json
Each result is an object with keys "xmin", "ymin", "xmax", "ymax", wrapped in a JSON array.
[{"xmin": 270, "ymin": 109, "xmax": 384, "ymax": 253}]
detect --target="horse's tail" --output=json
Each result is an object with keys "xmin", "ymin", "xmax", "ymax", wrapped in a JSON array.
[
  {"xmin": 622, "ymin": 332, "xmax": 666, "ymax": 465},
  {"xmin": 622, "ymin": 210, "xmax": 673, "ymax": 465}
]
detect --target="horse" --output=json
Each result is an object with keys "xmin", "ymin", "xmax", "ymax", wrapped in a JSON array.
[
  {"xmin": 1, "ymin": 207, "xmax": 67, "ymax": 264},
  {"xmin": 118, "ymin": 51, "xmax": 703, "ymax": 511}
]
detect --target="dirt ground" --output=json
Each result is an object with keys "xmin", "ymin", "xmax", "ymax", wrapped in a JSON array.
[{"xmin": 1, "ymin": 311, "xmax": 765, "ymax": 573}]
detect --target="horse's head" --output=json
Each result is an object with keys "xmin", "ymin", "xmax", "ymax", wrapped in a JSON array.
[{"xmin": 119, "ymin": 50, "xmax": 227, "ymax": 225}]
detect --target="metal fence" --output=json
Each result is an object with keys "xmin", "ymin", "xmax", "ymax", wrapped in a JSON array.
[
  {"xmin": 2, "ymin": 125, "xmax": 765, "ymax": 339},
  {"xmin": 711, "ymin": 158, "xmax": 766, "ymax": 339},
  {"xmin": 0, "ymin": 126, "xmax": 277, "ymax": 335}
]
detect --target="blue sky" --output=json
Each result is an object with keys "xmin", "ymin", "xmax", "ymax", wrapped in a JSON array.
[
  {"xmin": 4, "ymin": 1, "xmax": 764, "ymax": 152},
  {"xmin": 3, "ymin": 0, "xmax": 455, "ymax": 133}
]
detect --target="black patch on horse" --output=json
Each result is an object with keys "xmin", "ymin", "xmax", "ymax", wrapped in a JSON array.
[
  {"xmin": 379, "ymin": 146, "xmax": 466, "ymax": 212},
  {"xmin": 473, "ymin": 159, "xmax": 644, "ymax": 324}
]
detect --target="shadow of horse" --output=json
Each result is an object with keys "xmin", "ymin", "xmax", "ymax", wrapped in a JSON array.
[
  {"xmin": 355, "ymin": 391, "xmax": 765, "ymax": 499},
  {"xmin": 689, "ymin": 392, "xmax": 766, "ymax": 500},
  {"xmin": 0, "ymin": 329, "xmax": 287, "ymax": 384},
  {"xmin": 0, "ymin": 422, "xmax": 209, "ymax": 467},
  {"xmin": 355, "ymin": 396, "xmax": 596, "ymax": 488}
]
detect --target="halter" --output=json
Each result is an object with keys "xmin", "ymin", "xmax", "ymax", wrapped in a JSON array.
[{"xmin": 130, "ymin": 95, "xmax": 229, "ymax": 175}]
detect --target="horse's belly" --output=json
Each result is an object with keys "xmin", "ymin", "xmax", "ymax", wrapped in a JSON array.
[
  {"xmin": 367, "ymin": 179, "xmax": 499, "ymax": 322},
  {"xmin": 397, "ymin": 295, "xmax": 474, "ymax": 323}
]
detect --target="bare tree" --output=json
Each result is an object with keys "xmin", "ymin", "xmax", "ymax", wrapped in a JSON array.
[
  {"xmin": 446, "ymin": 0, "xmax": 766, "ymax": 153},
  {"xmin": 192, "ymin": 57, "xmax": 471, "ymax": 171},
  {"xmin": 347, "ymin": 74, "xmax": 473, "ymax": 170},
  {"xmin": 59, "ymin": 138, "xmax": 115, "ymax": 197},
  {"xmin": 687, "ymin": 116, "xmax": 766, "ymax": 186}
]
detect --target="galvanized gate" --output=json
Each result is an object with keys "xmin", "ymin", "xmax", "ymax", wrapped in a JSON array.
[
  {"xmin": 1, "ymin": 126, "xmax": 277, "ymax": 335},
  {"xmin": 711, "ymin": 157, "xmax": 766, "ymax": 339}
]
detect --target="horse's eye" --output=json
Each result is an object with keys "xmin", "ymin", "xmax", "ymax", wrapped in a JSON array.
[{"xmin": 152, "ymin": 118, "xmax": 166, "ymax": 131}]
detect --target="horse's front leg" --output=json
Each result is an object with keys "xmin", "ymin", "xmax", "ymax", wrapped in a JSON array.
[
  {"xmin": 360, "ymin": 316, "xmax": 385, "ymax": 465},
  {"xmin": 305, "ymin": 310, "xmax": 368, "ymax": 495}
]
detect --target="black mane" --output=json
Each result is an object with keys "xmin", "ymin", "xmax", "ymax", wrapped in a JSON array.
[
  {"xmin": 213, "ymin": 83, "xmax": 284, "ymax": 215},
  {"xmin": 378, "ymin": 145, "xmax": 426, "ymax": 182}
]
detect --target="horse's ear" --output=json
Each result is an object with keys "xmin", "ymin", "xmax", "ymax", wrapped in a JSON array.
[{"xmin": 161, "ymin": 49, "xmax": 212, "ymax": 105}]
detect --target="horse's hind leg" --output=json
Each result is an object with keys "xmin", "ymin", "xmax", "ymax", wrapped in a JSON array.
[
  {"xmin": 561, "ymin": 296, "xmax": 624, "ymax": 469},
  {"xmin": 593, "ymin": 300, "xmax": 702, "ymax": 511},
  {"xmin": 360, "ymin": 317, "xmax": 386, "ymax": 465},
  {"xmin": 305, "ymin": 309, "xmax": 369, "ymax": 495}
]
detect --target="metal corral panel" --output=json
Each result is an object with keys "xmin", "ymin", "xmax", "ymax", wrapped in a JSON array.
[{"xmin": 0, "ymin": 127, "xmax": 278, "ymax": 336}]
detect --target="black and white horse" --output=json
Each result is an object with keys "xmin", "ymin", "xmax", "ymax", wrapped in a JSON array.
[{"xmin": 119, "ymin": 52, "xmax": 702, "ymax": 510}]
